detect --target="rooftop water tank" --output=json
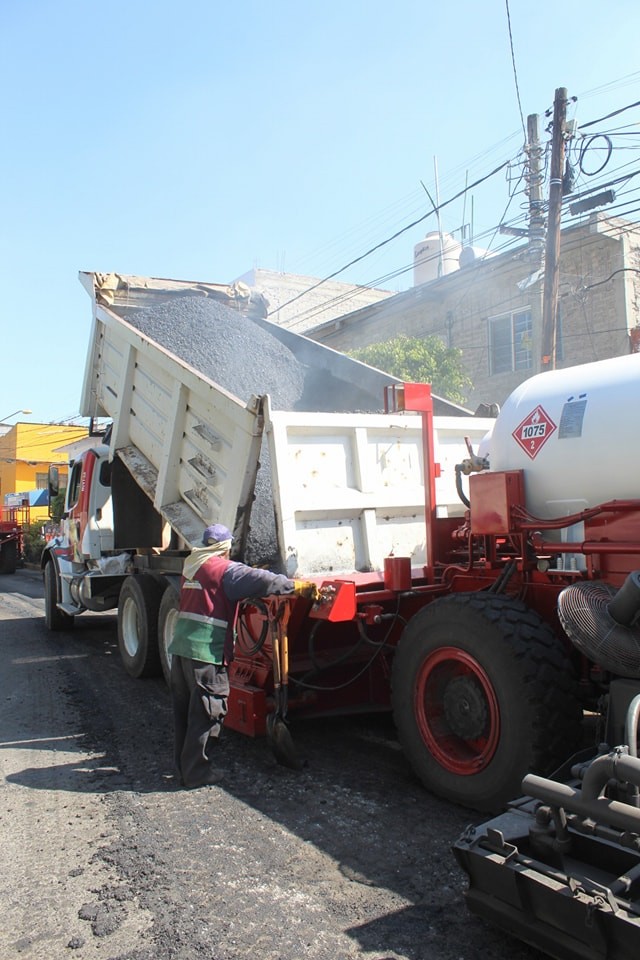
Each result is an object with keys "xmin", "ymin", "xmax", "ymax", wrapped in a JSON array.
[{"xmin": 413, "ymin": 232, "xmax": 462, "ymax": 286}]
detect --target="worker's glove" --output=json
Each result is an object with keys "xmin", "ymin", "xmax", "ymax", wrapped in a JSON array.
[{"xmin": 293, "ymin": 580, "xmax": 320, "ymax": 600}]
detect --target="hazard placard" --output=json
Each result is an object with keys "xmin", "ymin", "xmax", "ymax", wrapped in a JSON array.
[{"xmin": 512, "ymin": 405, "xmax": 557, "ymax": 459}]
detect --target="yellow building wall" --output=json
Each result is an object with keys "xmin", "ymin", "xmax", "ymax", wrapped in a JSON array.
[{"xmin": 0, "ymin": 422, "xmax": 86, "ymax": 523}]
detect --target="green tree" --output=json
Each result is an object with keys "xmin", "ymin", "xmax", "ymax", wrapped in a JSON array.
[
  {"xmin": 50, "ymin": 492, "xmax": 66, "ymax": 522},
  {"xmin": 348, "ymin": 335, "xmax": 472, "ymax": 406},
  {"xmin": 22, "ymin": 521, "xmax": 46, "ymax": 564}
]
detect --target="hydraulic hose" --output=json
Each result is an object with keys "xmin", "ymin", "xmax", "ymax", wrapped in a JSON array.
[
  {"xmin": 455, "ymin": 464, "xmax": 470, "ymax": 509},
  {"xmin": 236, "ymin": 598, "xmax": 270, "ymax": 656}
]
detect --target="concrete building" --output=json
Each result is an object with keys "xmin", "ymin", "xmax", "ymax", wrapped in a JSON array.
[
  {"xmin": 0, "ymin": 422, "xmax": 88, "ymax": 523},
  {"xmin": 306, "ymin": 215, "xmax": 640, "ymax": 410},
  {"xmin": 235, "ymin": 267, "xmax": 393, "ymax": 334}
]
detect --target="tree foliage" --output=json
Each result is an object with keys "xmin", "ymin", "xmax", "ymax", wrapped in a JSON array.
[
  {"xmin": 50, "ymin": 492, "xmax": 66, "ymax": 522},
  {"xmin": 348, "ymin": 335, "xmax": 472, "ymax": 406},
  {"xmin": 22, "ymin": 521, "xmax": 46, "ymax": 564}
]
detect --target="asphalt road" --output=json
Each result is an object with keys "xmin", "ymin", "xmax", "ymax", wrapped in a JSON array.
[{"xmin": 0, "ymin": 568, "xmax": 546, "ymax": 960}]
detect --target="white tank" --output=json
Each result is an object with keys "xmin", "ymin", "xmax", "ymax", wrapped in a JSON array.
[
  {"xmin": 413, "ymin": 232, "xmax": 462, "ymax": 286},
  {"xmin": 489, "ymin": 353, "xmax": 640, "ymax": 521}
]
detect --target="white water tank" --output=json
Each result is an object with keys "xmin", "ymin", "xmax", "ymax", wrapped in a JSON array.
[
  {"xmin": 489, "ymin": 353, "xmax": 640, "ymax": 521},
  {"xmin": 413, "ymin": 232, "xmax": 462, "ymax": 286}
]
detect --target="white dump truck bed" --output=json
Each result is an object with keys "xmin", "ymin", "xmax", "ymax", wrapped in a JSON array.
[{"xmin": 78, "ymin": 271, "xmax": 493, "ymax": 573}]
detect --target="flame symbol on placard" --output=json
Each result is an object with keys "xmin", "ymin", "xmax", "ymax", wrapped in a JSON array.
[{"xmin": 531, "ymin": 408, "xmax": 541, "ymax": 424}]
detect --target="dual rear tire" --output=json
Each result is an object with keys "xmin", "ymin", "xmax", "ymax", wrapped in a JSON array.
[{"xmin": 117, "ymin": 575, "xmax": 179, "ymax": 684}]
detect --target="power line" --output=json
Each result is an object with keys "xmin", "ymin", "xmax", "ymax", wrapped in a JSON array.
[
  {"xmin": 289, "ymin": 82, "xmax": 640, "ymax": 303},
  {"xmin": 0, "ymin": 430, "xmax": 88, "ymax": 455},
  {"xmin": 268, "ymin": 159, "xmax": 512, "ymax": 320},
  {"xmin": 286, "ymin": 185, "xmax": 539, "ymax": 332},
  {"xmin": 504, "ymin": 0, "xmax": 526, "ymax": 140},
  {"xmin": 583, "ymin": 267, "xmax": 640, "ymax": 291},
  {"xmin": 579, "ymin": 99, "xmax": 640, "ymax": 131},
  {"xmin": 575, "ymin": 72, "xmax": 640, "ymax": 107},
  {"xmin": 280, "ymin": 88, "xmax": 640, "ymax": 337}
]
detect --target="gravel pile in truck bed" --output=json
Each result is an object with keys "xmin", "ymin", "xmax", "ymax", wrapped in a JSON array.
[
  {"xmin": 126, "ymin": 296, "xmax": 348, "ymax": 570},
  {"xmin": 128, "ymin": 296, "xmax": 306, "ymax": 410}
]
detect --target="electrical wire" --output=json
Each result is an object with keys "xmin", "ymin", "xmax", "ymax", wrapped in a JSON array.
[
  {"xmin": 0, "ymin": 431, "xmax": 89, "ymax": 454},
  {"xmin": 266, "ymin": 159, "xmax": 512, "ymax": 320},
  {"xmin": 504, "ymin": 0, "xmax": 526, "ymax": 141},
  {"xmin": 284, "ymin": 184, "xmax": 532, "ymax": 331},
  {"xmin": 583, "ymin": 267, "xmax": 640, "ymax": 291},
  {"xmin": 579, "ymin": 99, "xmax": 640, "ymax": 131},
  {"xmin": 265, "ymin": 91, "xmax": 640, "ymax": 385},
  {"xmin": 282, "ymin": 90, "xmax": 640, "ymax": 330},
  {"xmin": 578, "ymin": 134, "xmax": 613, "ymax": 176}
]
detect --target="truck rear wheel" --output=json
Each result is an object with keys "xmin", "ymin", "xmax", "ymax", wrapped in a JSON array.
[
  {"xmin": 158, "ymin": 583, "xmax": 180, "ymax": 687},
  {"xmin": 391, "ymin": 593, "xmax": 582, "ymax": 813},
  {"xmin": 117, "ymin": 575, "xmax": 164, "ymax": 679},
  {"xmin": 44, "ymin": 559, "xmax": 74, "ymax": 631},
  {"xmin": 0, "ymin": 540, "xmax": 18, "ymax": 574}
]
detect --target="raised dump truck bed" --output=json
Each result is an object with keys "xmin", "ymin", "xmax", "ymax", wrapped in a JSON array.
[{"xmin": 77, "ymin": 270, "xmax": 492, "ymax": 572}]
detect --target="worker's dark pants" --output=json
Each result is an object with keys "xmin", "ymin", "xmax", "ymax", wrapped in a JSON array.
[{"xmin": 170, "ymin": 656, "xmax": 229, "ymax": 786}]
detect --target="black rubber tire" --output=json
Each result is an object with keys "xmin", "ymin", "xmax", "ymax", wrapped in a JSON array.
[
  {"xmin": 158, "ymin": 583, "xmax": 180, "ymax": 687},
  {"xmin": 391, "ymin": 592, "xmax": 582, "ymax": 813},
  {"xmin": 0, "ymin": 540, "xmax": 18, "ymax": 575},
  {"xmin": 43, "ymin": 559, "xmax": 75, "ymax": 631},
  {"xmin": 117, "ymin": 575, "xmax": 165, "ymax": 679}
]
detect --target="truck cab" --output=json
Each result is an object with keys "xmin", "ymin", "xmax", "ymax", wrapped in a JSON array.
[
  {"xmin": 43, "ymin": 445, "xmax": 122, "ymax": 625},
  {"xmin": 63, "ymin": 445, "xmax": 114, "ymax": 561}
]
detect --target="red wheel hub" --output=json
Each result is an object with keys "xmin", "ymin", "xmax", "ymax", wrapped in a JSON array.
[{"xmin": 414, "ymin": 646, "xmax": 500, "ymax": 775}]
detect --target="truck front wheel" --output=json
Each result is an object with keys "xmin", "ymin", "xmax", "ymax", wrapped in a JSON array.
[
  {"xmin": 44, "ymin": 560, "xmax": 74, "ymax": 631},
  {"xmin": 117, "ymin": 575, "xmax": 164, "ymax": 678},
  {"xmin": 391, "ymin": 593, "xmax": 582, "ymax": 813}
]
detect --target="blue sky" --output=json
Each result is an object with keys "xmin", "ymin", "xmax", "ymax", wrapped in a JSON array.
[{"xmin": 1, "ymin": 0, "xmax": 639, "ymax": 423}]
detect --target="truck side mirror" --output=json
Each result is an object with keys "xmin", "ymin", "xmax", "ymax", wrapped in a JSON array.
[{"xmin": 48, "ymin": 465, "xmax": 59, "ymax": 498}]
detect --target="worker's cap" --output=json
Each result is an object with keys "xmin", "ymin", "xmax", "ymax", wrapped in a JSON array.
[{"xmin": 202, "ymin": 523, "xmax": 234, "ymax": 546}]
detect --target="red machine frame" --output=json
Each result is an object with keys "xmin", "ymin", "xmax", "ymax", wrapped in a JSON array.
[{"xmin": 225, "ymin": 382, "xmax": 640, "ymax": 757}]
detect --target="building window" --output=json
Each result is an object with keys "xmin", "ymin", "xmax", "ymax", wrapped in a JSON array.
[
  {"xmin": 489, "ymin": 309, "xmax": 532, "ymax": 374},
  {"xmin": 36, "ymin": 473, "xmax": 48, "ymax": 489}
]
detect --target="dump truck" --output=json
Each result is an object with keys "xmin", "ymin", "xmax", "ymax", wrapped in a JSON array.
[
  {"xmin": 43, "ymin": 274, "xmax": 640, "ymax": 955},
  {"xmin": 42, "ymin": 270, "xmax": 494, "ymax": 768}
]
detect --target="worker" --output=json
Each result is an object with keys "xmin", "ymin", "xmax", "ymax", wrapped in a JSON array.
[{"xmin": 168, "ymin": 523, "xmax": 317, "ymax": 789}]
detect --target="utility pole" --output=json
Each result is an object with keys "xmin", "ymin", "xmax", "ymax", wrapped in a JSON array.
[
  {"xmin": 526, "ymin": 114, "xmax": 545, "ymax": 270},
  {"xmin": 541, "ymin": 87, "xmax": 568, "ymax": 370},
  {"xmin": 499, "ymin": 114, "xmax": 545, "ymax": 261},
  {"xmin": 524, "ymin": 113, "xmax": 545, "ymax": 372}
]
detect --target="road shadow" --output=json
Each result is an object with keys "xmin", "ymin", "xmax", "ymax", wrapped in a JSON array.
[{"xmin": 2, "ymin": 613, "xmax": 175, "ymax": 796}]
